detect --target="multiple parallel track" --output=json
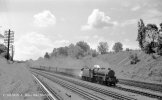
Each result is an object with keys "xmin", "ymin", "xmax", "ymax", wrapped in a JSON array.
[
  {"xmin": 52, "ymin": 69, "xmax": 162, "ymax": 98},
  {"xmin": 118, "ymin": 79, "xmax": 162, "ymax": 92},
  {"xmin": 33, "ymin": 70, "xmax": 138, "ymax": 100},
  {"xmin": 33, "ymin": 72, "xmax": 109, "ymax": 100},
  {"xmin": 34, "ymin": 80, "xmax": 52, "ymax": 100},
  {"xmin": 115, "ymin": 86, "xmax": 162, "ymax": 99},
  {"xmin": 36, "ymin": 67, "xmax": 162, "ymax": 95},
  {"xmin": 33, "ymin": 68, "xmax": 162, "ymax": 100},
  {"xmin": 33, "ymin": 74, "xmax": 63, "ymax": 100},
  {"xmin": 58, "ymin": 71, "xmax": 162, "ymax": 99}
]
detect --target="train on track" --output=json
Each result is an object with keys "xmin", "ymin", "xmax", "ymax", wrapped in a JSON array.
[
  {"xmin": 81, "ymin": 67, "xmax": 118, "ymax": 86},
  {"xmin": 32, "ymin": 65, "xmax": 118, "ymax": 86}
]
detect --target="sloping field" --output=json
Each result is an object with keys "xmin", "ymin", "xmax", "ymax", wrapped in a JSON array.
[
  {"xmin": 0, "ymin": 57, "xmax": 42, "ymax": 100},
  {"xmin": 31, "ymin": 50, "xmax": 162, "ymax": 83}
]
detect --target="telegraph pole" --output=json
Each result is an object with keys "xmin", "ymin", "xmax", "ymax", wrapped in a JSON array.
[
  {"xmin": 4, "ymin": 29, "xmax": 14, "ymax": 61},
  {"xmin": 7, "ymin": 29, "xmax": 10, "ymax": 60}
]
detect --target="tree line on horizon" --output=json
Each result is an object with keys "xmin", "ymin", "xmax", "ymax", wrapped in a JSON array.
[
  {"xmin": 44, "ymin": 41, "xmax": 124, "ymax": 59},
  {"xmin": 1, "ymin": 19, "xmax": 162, "ymax": 61},
  {"xmin": 44, "ymin": 19, "xmax": 162, "ymax": 61}
]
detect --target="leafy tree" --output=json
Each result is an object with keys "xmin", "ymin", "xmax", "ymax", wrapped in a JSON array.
[
  {"xmin": 145, "ymin": 24, "xmax": 158, "ymax": 43},
  {"xmin": 67, "ymin": 43, "xmax": 75, "ymax": 57},
  {"xmin": 74, "ymin": 45, "xmax": 84, "ymax": 59},
  {"xmin": 97, "ymin": 42, "xmax": 109, "ymax": 54},
  {"xmin": 137, "ymin": 19, "xmax": 160, "ymax": 55},
  {"xmin": 76, "ymin": 41, "xmax": 90, "ymax": 52},
  {"xmin": 67, "ymin": 44, "xmax": 84, "ymax": 58},
  {"xmin": 57, "ymin": 46, "xmax": 69, "ymax": 56},
  {"xmin": 144, "ymin": 24, "xmax": 158, "ymax": 54},
  {"xmin": 75, "ymin": 41, "xmax": 91, "ymax": 57},
  {"xmin": 112, "ymin": 42, "xmax": 123, "ymax": 52},
  {"xmin": 159, "ymin": 23, "xmax": 162, "ymax": 31},
  {"xmin": 146, "ymin": 24, "xmax": 158, "ymax": 31},
  {"xmin": 51, "ymin": 48, "xmax": 57, "ymax": 57},
  {"xmin": 0, "ymin": 44, "xmax": 8, "ymax": 59},
  {"xmin": 157, "ymin": 47, "xmax": 162, "ymax": 55},
  {"xmin": 137, "ymin": 19, "xmax": 146, "ymax": 49},
  {"xmin": 44, "ymin": 52, "xmax": 50, "ymax": 59},
  {"xmin": 0, "ymin": 44, "xmax": 7, "ymax": 54},
  {"xmin": 157, "ymin": 23, "xmax": 162, "ymax": 55}
]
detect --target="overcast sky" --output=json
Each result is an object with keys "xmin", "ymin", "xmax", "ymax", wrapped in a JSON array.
[{"xmin": 0, "ymin": 0, "xmax": 162, "ymax": 60}]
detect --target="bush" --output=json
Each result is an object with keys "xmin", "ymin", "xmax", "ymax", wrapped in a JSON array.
[
  {"xmin": 0, "ymin": 44, "xmax": 8, "ymax": 59},
  {"xmin": 91, "ymin": 49, "xmax": 98, "ymax": 57},
  {"xmin": 126, "ymin": 48, "xmax": 132, "ymax": 51},
  {"xmin": 157, "ymin": 44, "xmax": 162, "ymax": 56},
  {"xmin": 129, "ymin": 53, "xmax": 140, "ymax": 64},
  {"xmin": 44, "ymin": 52, "xmax": 50, "ymax": 59},
  {"xmin": 143, "ymin": 43, "xmax": 155, "ymax": 54}
]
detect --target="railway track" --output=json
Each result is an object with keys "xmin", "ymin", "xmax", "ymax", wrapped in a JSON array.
[
  {"xmin": 33, "ymin": 74, "xmax": 63, "ymax": 100},
  {"xmin": 32, "ymin": 68, "xmax": 162, "ymax": 99},
  {"xmin": 118, "ymin": 79, "xmax": 162, "ymax": 93},
  {"xmin": 55, "ymin": 70, "xmax": 162, "ymax": 94},
  {"xmin": 115, "ymin": 86, "xmax": 162, "ymax": 100},
  {"xmin": 54, "ymin": 71, "xmax": 162, "ymax": 99},
  {"xmin": 33, "ymin": 70, "xmax": 138, "ymax": 100},
  {"xmin": 34, "ymin": 69, "xmax": 162, "ymax": 100},
  {"xmin": 33, "ymin": 71, "xmax": 110, "ymax": 100},
  {"xmin": 33, "ymin": 67, "xmax": 162, "ymax": 94}
]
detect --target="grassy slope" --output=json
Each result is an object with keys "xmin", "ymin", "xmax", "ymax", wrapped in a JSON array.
[
  {"xmin": 32, "ymin": 50, "xmax": 162, "ymax": 83},
  {"xmin": 0, "ymin": 57, "xmax": 42, "ymax": 100}
]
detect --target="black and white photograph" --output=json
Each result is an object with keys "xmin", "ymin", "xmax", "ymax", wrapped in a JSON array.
[{"xmin": 0, "ymin": 0, "xmax": 162, "ymax": 100}]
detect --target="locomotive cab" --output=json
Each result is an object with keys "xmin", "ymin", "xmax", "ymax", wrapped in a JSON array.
[{"xmin": 106, "ymin": 68, "xmax": 118, "ymax": 86}]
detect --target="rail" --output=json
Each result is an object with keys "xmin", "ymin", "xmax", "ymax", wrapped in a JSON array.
[
  {"xmin": 33, "ymin": 74, "xmax": 63, "ymax": 100},
  {"xmin": 33, "ymin": 70, "xmax": 137, "ymax": 100}
]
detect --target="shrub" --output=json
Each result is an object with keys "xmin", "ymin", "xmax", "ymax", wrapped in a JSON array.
[
  {"xmin": 91, "ymin": 49, "xmax": 98, "ymax": 57},
  {"xmin": 129, "ymin": 53, "xmax": 140, "ymax": 64},
  {"xmin": 44, "ymin": 52, "xmax": 50, "ymax": 59},
  {"xmin": 126, "ymin": 48, "xmax": 131, "ymax": 51},
  {"xmin": 157, "ymin": 44, "xmax": 162, "ymax": 56},
  {"xmin": 0, "ymin": 44, "xmax": 8, "ymax": 59}
]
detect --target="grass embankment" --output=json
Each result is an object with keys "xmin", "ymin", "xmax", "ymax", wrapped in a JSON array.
[{"xmin": 0, "ymin": 57, "xmax": 42, "ymax": 100}]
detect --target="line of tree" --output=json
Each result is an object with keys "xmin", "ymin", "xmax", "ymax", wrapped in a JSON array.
[
  {"xmin": 44, "ymin": 41, "xmax": 124, "ymax": 59},
  {"xmin": 45, "ymin": 41, "xmax": 98, "ymax": 59}
]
